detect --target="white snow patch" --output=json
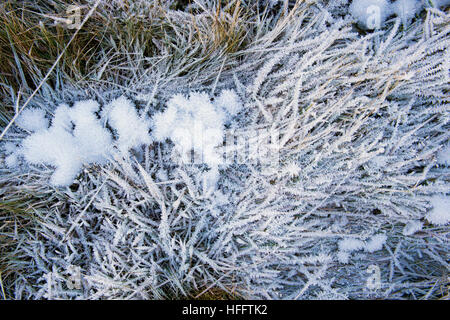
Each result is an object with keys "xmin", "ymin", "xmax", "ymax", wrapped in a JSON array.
[
  {"xmin": 392, "ymin": 0, "xmax": 421, "ymax": 26},
  {"xmin": 70, "ymin": 100, "xmax": 113, "ymax": 165},
  {"xmin": 3, "ymin": 142, "xmax": 18, "ymax": 154},
  {"xmin": 364, "ymin": 234, "xmax": 387, "ymax": 253},
  {"xmin": 21, "ymin": 100, "xmax": 113, "ymax": 186},
  {"xmin": 437, "ymin": 143, "xmax": 450, "ymax": 166},
  {"xmin": 338, "ymin": 238, "xmax": 366, "ymax": 252},
  {"xmin": 153, "ymin": 89, "xmax": 242, "ymax": 191},
  {"xmin": 402, "ymin": 220, "xmax": 423, "ymax": 236},
  {"xmin": 13, "ymin": 90, "xmax": 239, "ymax": 187},
  {"xmin": 104, "ymin": 96, "xmax": 152, "ymax": 154},
  {"xmin": 427, "ymin": 194, "xmax": 450, "ymax": 225},
  {"xmin": 16, "ymin": 108, "xmax": 49, "ymax": 132},
  {"xmin": 214, "ymin": 89, "xmax": 243, "ymax": 118},
  {"xmin": 17, "ymin": 96, "xmax": 153, "ymax": 186},
  {"xmin": 5, "ymin": 154, "xmax": 18, "ymax": 168}
]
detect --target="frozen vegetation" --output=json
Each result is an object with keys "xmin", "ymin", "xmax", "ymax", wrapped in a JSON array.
[{"xmin": 0, "ymin": 0, "xmax": 448, "ymax": 300}]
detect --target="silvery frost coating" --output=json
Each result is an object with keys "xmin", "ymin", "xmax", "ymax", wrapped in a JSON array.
[{"xmin": 1, "ymin": 0, "xmax": 449, "ymax": 300}]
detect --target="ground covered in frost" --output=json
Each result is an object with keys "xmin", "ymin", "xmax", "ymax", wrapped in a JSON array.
[{"xmin": 0, "ymin": 0, "xmax": 448, "ymax": 299}]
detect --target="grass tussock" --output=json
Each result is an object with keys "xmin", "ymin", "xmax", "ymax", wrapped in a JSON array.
[{"xmin": 0, "ymin": 0, "xmax": 274, "ymax": 128}]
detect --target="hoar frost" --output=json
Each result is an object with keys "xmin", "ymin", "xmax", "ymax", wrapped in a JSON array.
[
  {"xmin": 14, "ymin": 97, "xmax": 151, "ymax": 186},
  {"xmin": 16, "ymin": 107, "xmax": 49, "ymax": 132},
  {"xmin": 152, "ymin": 89, "xmax": 242, "ymax": 190},
  {"xmin": 392, "ymin": 0, "xmax": 422, "ymax": 27},
  {"xmin": 437, "ymin": 143, "xmax": 450, "ymax": 166},
  {"xmin": 9, "ymin": 90, "xmax": 241, "ymax": 188},
  {"xmin": 337, "ymin": 234, "xmax": 387, "ymax": 263},
  {"xmin": 427, "ymin": 195, "xmax": 450, "ymax": 225}
]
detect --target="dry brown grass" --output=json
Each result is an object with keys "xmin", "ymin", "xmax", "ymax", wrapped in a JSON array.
[{"xmin": 0, "ymin": 0, "xmax": 271, "ymax": 128}]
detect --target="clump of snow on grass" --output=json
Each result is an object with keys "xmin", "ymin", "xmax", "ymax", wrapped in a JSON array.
[
  {"xmin": 103, "ymin": 96, "xmax": 151, "ymax": 155},
  {"xmin": 152, "ymin": 89, "xmax": 242, "ymax": 190},
  {"xmin": 21, "ymin": 100, "xmax": 112, "ymax": 186},
  {"xmin": 16, "ymin": 108, "xmax": 49, "ymax": 132},
  {"xmin": 15, "ymin": 96, "xmax": 152, "ymax": 186},
  {"xmin": 3, "ymin": 142, "xmax": 18, "ymax": 154},
  {"xmin": 338, "ymin": 238, "xmax": 366, "ymax": 252},
  {"xmin": 437, "ymin": 143, "xmax": 450, "ymax": 166},
  {"xmin": 365, "ymin": 234, "xmax": 387, "ymax": 253},
  {"xmin": 2, "ymin": 142, "xmax": 19, "ymax": 168},
  {"xmin": 350, "ymin": 0, "xmax": 392, "ymax": 30},
  {"xmin": 337, "ymin": 234, "xmax": 387, "ymax": 263},
  {"xmin": 22, "ymin": 122, "xmax": 82, "ymax": 186},
  {"xmin": 12, "ymin": 91, "xmax": 238, "ymax": 187},
  {"xmin": 431, "ymin": 0, "xmax": 450, "ymax": 9},
  {"xmin": 214, "ymin": 89, "xmax": 243, "ymax": 117},
  {"xmin": 5, "ymin": 154, "xmax": 19, "ymax": 168},
  {"xmin": 427, "ymin": 194, "xmax": 450, "ymax": 225},
  {"xmin": 68, "ymin": 100, "xmax": 113, "ymax": 165},
  {"xmin": 402, "ymin": 220, "xmax": 423, "ymax": 236}
]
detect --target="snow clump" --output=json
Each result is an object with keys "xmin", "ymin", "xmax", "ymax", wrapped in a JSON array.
[
  {"xmin": 16, "ymin": 107, "xmax": 49, "ymax": 132},
  {"xmin": 392, "ymin": 0, "xmax": 422, "ymax": 27},
  {"xmin": 437, "ymin": 143, "xmax": 450, "ymax": 166},
  {"xmin": 14, "ymin": 96, "xmax": 151, "ymax": 186},
  {"xmin": 9, "ymin": 91, "xmax": 241, "ymax": 188},
  {"xmin": 337, "ymin": 234, "xmax": 387, "ymax": 263},
  {"xmin": 427, "ymin": 194, "xmax": 450, "ymax": 225},
  {"xmin": 101, "ymin": 96, "xmax": 152, "ymax": 155},
  {"xmin": 152, "ymin": 89, "xmax": 242, "ymax": 190}
]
